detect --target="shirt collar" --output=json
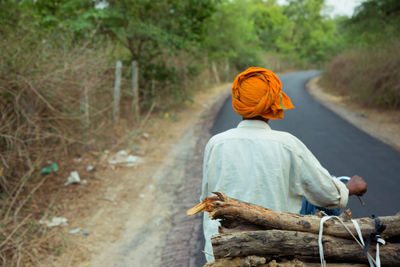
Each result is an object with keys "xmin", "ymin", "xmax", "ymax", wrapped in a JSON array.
[{"xmin": 237, "ymin": 120, "xmax": 271, "ymax": 130}]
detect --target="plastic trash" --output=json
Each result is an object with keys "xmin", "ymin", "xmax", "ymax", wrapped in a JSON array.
[
  {"xmin": 81, "ymin": 232, "xmax": 89, "ymax": 236},
  {"xmin": 124, "ymin": 155, "xmax": 141, "ymax": 167},
  {"xmin": 108, "ymin": 150, "xmax": 142, "ymax": 167},
  {"xmin": 64, "ymin": 171, "xmax": 87, "ymax": 186},
  {"xmin": 40, "ymin": 217, "xmax": 68, "ymax": 227},
  {"xmin": 40, "ymin": 163, "xmax": 58, "ymax": 175},
  {"xmin": 69, "ymin": 228, "xmax": 81, "ymax": 234},
  {"xmin": 86, "ymin": 165, "xmax": 95, "ymax": 172}
]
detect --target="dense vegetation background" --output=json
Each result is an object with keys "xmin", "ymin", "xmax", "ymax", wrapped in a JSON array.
[{"xmin": 0, "ymin": 0, "xmax": 399, "ymax": 265}]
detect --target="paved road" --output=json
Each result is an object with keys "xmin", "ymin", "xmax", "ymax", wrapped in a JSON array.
[{"xmin": 211, "ymin": 70, "xmax": 400, "ymax": 218}]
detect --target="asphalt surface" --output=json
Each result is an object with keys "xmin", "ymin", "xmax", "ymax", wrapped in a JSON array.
[{"xmin": 211, "ymin": 70, "xmax": 400, "ymax": 218}]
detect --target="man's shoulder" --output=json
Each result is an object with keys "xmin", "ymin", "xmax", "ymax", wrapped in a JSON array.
[
  {"xmin": 207, "ymin": 128, "xmax": 238, "ymax": 145},
  {"xmin": 206, "ymin": 127, "xmax": 304, "ymax": 148},
  {"xmin": 269, "ymin": 130, "xmax": 308, "ymax": 152},
  {"xmin": 269, "ymin": 129, "xmax": 302, "ymax": 143}
]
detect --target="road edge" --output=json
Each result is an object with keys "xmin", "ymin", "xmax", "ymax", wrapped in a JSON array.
[
  {"xmin": 159, "ymin": 83, "xmax": 231, "ymax": 267},
  {"xmin": 306, "ymin": 76, "xmax": 400, "ymax": 151}
]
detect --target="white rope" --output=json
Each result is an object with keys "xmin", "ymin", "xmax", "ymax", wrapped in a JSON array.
[
  {"xmin": 351, "ymin": 219, "xmax": 375, "ymax": 267},
  {"xmin": 375, "ymin": 236, "xmax": 386, "ymax": 267},
  {"xmin": 318, "ymin": 215, "xmax": 384, "ymax": 267}
]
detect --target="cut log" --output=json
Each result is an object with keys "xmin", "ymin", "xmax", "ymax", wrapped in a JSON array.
[
  {"xmin": 205, "ymin": 257, "xmax": 369, "ymax": 267},
  {"xmin": 187, "ymin": 192, "xmax": 400, "ymax": 240},
  {"xmin": 211, "ymin": 230, "xmax": 400, "ymax": 266},
  {"xmin": 204, "ymin": 255, "xmax": 267, "ymax": 267}
]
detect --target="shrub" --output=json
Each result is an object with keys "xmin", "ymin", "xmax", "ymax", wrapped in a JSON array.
[
  {"xmin": 321, "ymin": 40, "xmax": 400, "ymax": 109},
  {"xmin": 0, "ymin": 30, "xmax": 124, "ymax": 265}
]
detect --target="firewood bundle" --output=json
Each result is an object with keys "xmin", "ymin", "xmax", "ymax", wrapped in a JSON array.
[{"xmin": 187, "ymin": 192, "xmax": 400, "ymax": 267}]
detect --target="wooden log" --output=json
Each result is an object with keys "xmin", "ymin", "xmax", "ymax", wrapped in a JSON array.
[
  {"xmin": 187, "ymin": 192, "xmax": 400, "ymax": 240},
  {"xmin": 205, "ymin": 257, "xmax": 368, "ymax": 267},
  {"xmin": 204, "ymin": 255, "xmax": 267, "ymax": 267},
  {"xmin": 211, "ymin": 230, "xmax": 400, "ymax": 266}
]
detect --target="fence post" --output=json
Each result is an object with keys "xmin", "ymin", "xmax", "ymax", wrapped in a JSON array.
[
  {"xmin": 151, "ymin": 68, "xmax": 156, "ymax": 100},
  {"xmin": 132, "ymin": 61, "xmax": 140, "ymax": 119},
  {"xmin": 113, "ymin": 61, "xmax": 122, "ymax": 123},
  {"xmin": 80, "ymin": 80, "xmax": 90, "ymax": 128}
]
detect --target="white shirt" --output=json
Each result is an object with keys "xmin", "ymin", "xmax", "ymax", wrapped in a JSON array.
[{"xmin": 201, "ymin": 120, "xmax": 349, "ymax": 262}]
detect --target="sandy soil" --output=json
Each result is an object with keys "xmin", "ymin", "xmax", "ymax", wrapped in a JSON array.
[
  {"xmin": 44, "ymin": 83, "xmax": 231, "ymax": 267},
  {"xmin": 307, "ymin": 77, "xmax": 400, "ymax": 151}
]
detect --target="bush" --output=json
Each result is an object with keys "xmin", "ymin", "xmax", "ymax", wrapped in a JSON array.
[
  {"xmin": 0, "ymin": 28, "xmax": 217, "ymax": 265},
  {"xmin": 321, "ymin": 40, "xmax": 400, "ymax": 109},
  {"xmin": 0, "ymin": 30, "xmax": 125, "ymax": 265}
]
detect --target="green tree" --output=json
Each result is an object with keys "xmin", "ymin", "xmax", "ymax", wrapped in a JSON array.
[
  {"xmin": 18, "ymin": 0, "xmax": 107, "ymax": 40},
  {"xmin": 101, "ymin": 0, "xmax": 217, "ymax": 60},
  {"xmin": 205, "ymin": 0, "xmax": 261, "ymax": 69},
  {"xmin": 343, "ymin": 0, "xmax": 400, "ymax": 46},
  {"xmin": 252, "ymin": 0, "xmax": 292, "ymax": 53},
  {"xmin": 97, "ymin": 0, "xmax": 219, "ymax": 106},
  {"xmin": 282, "ymin": 0, "xmax": 338, "ymax": 65}
]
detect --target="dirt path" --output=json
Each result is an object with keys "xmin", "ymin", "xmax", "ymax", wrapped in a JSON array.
[{"xmin": 46, "ymin": 83, "xmax": 230, "ymax": 267}]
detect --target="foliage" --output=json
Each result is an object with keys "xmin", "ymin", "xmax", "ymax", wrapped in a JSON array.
[
  {"xmin": 96, "ymin": 0, "xmax": 219, "ymax": 106},
  {"xmin": 204, "ymin": 0, "xmax": 340, "ymax": 68},
  {"xmin": 252, "ymin": 1, "xmax": 292, "ymax": 53},
  {"xmin": 205, "ymin": 0, "xmax": 262, "ymax": 69},
  {"xmin": 101, "ymin": 0, "xmax": 218, "ymax": 58},
  {"xmin": 342, "ymin": 0, "xmax": 400, "ymax": 46},
  {"xmin": 322, "ymin": 0, "xmax": 400, "ymax": 110},
  {"xmin": 281, "ymin": 0, "xmax": 339, "ymax": 65}
]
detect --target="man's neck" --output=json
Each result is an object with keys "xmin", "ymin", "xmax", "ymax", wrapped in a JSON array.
[{"xmin": 242, "ymin": 116, "xmax": 269, "ymax": 124}]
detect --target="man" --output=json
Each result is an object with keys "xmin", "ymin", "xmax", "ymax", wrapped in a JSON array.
[{"xmin": 200, "ymin": 67, "xmax": 367, "ymax": 262}]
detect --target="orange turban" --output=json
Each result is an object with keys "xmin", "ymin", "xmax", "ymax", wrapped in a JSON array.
[{"xmin": 232, "ymin": 67, "xmax": 294, "ymax": 120}]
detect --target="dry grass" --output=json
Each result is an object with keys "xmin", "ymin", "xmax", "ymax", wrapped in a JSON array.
[
  {"xmin": 321, "ymin": 39, "xmax": 400, "ymax": 109},
  {"xmin": 0, "ymin": 32, "xmax": 138, "ymax": 266},
  {"xmin": 0, "ymin": 28, "xmax": 221, "ymax": 265}
]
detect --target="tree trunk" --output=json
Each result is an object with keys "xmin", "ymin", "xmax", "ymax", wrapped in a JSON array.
[
  {"xmin": 211, "ymin": 61, "xmax": 220, "ymax": 84},
  {"xmin": 187, "ymin": 192, "xmax": 400, "ymax": 240},
  {"xmin": 211, "ymin": 230, "xmax": 400, "ymax": 266}
]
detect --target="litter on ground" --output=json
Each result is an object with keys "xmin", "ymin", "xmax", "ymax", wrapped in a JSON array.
[
  {"xmin": 64, "ymin": 171, "xmax": 87, "ymax": 186},
  {"xmin": 40, "ymin": 163, "xmax": 58, "ymax": 175},
  {"xmin": 69, "ymin": 228, "xmax": 81, "ymax": 234},
  {"xmin": 107, "ymin": 150, "xmax": 142, "ymax": 167},
  {"xmin": 40, "ymin": 217, "xmax": 68, "ymax": 227}
]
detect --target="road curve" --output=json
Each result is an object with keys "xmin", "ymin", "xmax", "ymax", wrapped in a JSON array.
[{"xmin": 211, "ymin": 70, "xmax": 400, "ymax": 218}]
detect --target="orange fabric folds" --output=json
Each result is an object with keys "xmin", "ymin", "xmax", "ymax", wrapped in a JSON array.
[{"xmin": 231, "ymin": 67, "xmax": 294, "ymax": 120}]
